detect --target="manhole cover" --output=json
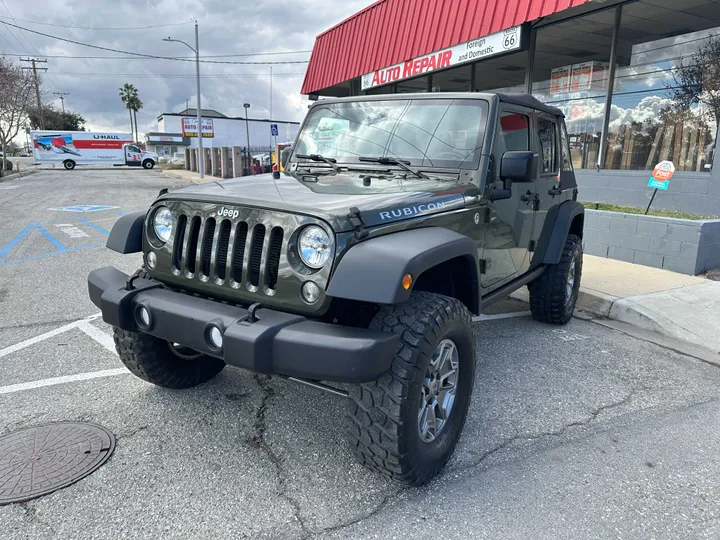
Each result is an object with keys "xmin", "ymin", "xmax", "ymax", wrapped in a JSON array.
[{"xmin": 0, "ymin": 422, "xmax": 115, "ymax": 505}]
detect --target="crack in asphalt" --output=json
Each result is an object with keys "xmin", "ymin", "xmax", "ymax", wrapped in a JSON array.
[
  {"xmin": 309, "ymin": 493, "xmax": 397, "ymax": 539},
  {"xmin": 249, "ymin": 374, "xmax": 311, "ymax": 538},
  {"xmin": 457, "ymin": 386, "xmax": 645, "ymax": 474},
  {"xmin": 115, "ymin": 424, "xmax": 149, "ymax": 440}
]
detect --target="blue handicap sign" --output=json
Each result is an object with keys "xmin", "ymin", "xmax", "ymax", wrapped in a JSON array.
[
  {"xmin": 647, "ymin": 178, "xmax": 669, "ymax": 191},
  {"xmin": 270, "ymin": 124, "xmax": 279, "ymax": 137},
  {"xmin": 49, "ymin": 205, "xmax": 120, "ymax": 212}
]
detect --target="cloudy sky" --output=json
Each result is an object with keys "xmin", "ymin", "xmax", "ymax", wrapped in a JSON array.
[{"xmin": 0, "ymin": 0, "xmax": 375, "ymax": 138}]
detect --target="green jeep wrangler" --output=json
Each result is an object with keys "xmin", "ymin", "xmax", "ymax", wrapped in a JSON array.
[{"xmin": 88, "ymin": 92, "xmax": 584, "ymax": 486}]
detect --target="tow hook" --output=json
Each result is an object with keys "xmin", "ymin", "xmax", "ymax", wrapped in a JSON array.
[{"xmin": 244, "ymin": 302, "xmax": 262, "ymax": 323}]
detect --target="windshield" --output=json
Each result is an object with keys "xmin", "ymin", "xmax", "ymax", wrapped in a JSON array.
[{"xmin": 294, "ymin": 98, "xmax": 489, "ymax": 170}]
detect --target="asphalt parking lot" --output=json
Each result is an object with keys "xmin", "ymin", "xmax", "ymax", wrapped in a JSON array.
[{"xmin": 2, "ymin": 169, "xmax": 720, "ymax": 539}]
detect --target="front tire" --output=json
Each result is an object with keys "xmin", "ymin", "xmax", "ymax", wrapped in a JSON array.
[
  {"xmin": 142, "ymin": 160, "xmax": 155, "ymax": 169},
  {"xmin": 529, "ymin": 234, "xmax": 583, "ymax": 324},
  {"xmin": 347, "ymin": 293, "xmax": 476, "ymax": 486},
  {"xmin": 63, "ymin": 160, "xmax": 75, "ymax": 170},
  {"xmin": 113, "ymin": 328, "xmax": 225, "ymax": 389}
]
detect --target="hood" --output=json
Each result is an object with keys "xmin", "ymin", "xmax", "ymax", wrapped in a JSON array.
[{"xmin": 158, "ymin": 170, "xmax": 480, "ymax": 232}]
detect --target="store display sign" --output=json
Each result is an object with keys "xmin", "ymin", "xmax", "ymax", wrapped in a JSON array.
[
  {"xmin": 550, "ymin": 66, "xmax": 571, "ymax": 95},
  {"xmin": 182, "ymin": 118, "xmax": 214, "ymax": 138},
  {"xmin": 361, "ymin": 26, "xmax": 523, "ymax": 90},
  {"xmin": 149, "ymin": 134, "xmax": 184, "ymax": 143},
  {"xmin": 551, "ymin": 61, "xmax": 608, "ymax": 95},
  {"xmin": 647, "ymin": 160, "xmax": 675, "ymax": 190}
]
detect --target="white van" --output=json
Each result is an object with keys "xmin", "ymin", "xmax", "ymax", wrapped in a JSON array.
[{"xmin": 31, "ymin": 131, "xmax": 158, "ymax": 170}]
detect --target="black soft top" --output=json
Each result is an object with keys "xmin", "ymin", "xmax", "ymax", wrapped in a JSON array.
[{"xmin": 496, "ymin": 93, "xmax": 564, "ymax": 117}]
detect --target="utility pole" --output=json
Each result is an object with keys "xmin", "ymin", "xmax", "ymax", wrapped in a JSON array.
[
  {"xmin": 20, "ymin": 58, "xmax": 47, "ymax": 130},
  {"xmin": 53, "ymin": 91, "xmax": 69, "ymax": 114}
]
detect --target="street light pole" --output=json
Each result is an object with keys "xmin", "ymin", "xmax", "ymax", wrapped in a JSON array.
[
  {"xmin": 244, "ymin": 103, "xmax": 252, "ymax": 175},
  {"xmin": 194, "ymin": 21, "xmax": 204, "ymax": 179},
  {"xmin": 163, "ymin": 20, "xmax": 204, "ymax": 179}
]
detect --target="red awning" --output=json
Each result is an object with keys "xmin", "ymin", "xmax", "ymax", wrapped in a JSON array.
[{"xmin": 301, "ymin": 0, "xmax": 592, "ymax": 94}]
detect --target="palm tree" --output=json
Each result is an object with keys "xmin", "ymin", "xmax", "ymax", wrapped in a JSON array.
[
  {"xmin": 118, "ymin": 83, "xmax": 138, "ymax": 141},
  {"xmin": 129, "ymin": 96, "xmax": 143, "ymax": 145}
]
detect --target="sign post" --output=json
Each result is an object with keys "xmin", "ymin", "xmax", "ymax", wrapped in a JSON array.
[
  {"xmin": 645, "ymin": 160, "xmax": 675, "ymax": 215},
  {"xmin": 271, "ymin": 124, "xmax": 278, "ymax": 155}
]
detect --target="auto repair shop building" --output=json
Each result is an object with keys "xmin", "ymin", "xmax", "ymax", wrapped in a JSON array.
[{"xmin": 301, "ymin": 0, "xmax": 720, "ymax": 216}]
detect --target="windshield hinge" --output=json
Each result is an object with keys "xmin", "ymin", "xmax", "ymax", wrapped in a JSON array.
[{"xmin": 347, "ymin": 207, "xmax": 369, "ymax": 240}]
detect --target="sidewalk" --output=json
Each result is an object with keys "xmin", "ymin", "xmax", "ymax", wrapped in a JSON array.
[
  {"xmin": 516, "ymin": 255, "xmax": 720, "ymax": 354},
  {"xmin": 162, "ymin": 169, "xmax": 228, "ymax": 184}
]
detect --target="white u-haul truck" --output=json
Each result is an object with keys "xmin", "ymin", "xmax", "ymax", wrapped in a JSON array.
[{"xmin": 31, "ymin": 131, "xmax": 158, "ymax": 170}]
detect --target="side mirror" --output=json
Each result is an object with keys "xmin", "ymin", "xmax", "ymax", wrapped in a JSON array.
[
  {"xmin": 500, "ymin": 151, "xmax": 537, "ymax": 183},
  {"xmin": 490, "ymin": 151, "xmax": 537, "ymax": 202},
  {"xmin": 281, "ymin": 148, "xmax": 292, "ymax": 169}
]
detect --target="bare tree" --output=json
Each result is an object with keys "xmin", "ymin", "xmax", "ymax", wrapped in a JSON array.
[
  {"xmin": 671, "ymin": 34, "xmax": 720, "ymax": 145},
  {"xmin": 0, "ymin": 57, "xmax": 34, "ymax": 170}
]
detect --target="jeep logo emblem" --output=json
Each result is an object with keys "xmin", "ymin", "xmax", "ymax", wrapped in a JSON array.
[{"xmin": 217, "ymin": 206, "xmax": 240, "ymax": 219}]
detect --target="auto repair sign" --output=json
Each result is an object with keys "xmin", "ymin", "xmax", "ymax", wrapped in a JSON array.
[
  {"xmin": 182, "ymin": 118, "xmax": 214, "ymax": 138},
  {"xmin": 361, "ymin": 26, "xmax": 523, "ymax": 90}
]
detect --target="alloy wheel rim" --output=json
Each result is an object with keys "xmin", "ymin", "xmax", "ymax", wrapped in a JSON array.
[
  {"xmin": 566, "ymin": 257, "xmax": 576, "ymax": 300},
  {"xmin": 418, "ymin": 339, "xmax": 459, "ymax": 443}
]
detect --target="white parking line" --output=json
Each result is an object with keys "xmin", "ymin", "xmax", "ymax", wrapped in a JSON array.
[
  {"xmin": 473, "ymin": 311, "xmax": 531, "ymax": 321},
  {"xmin": 77, "ymin": 321, "xmax": 117, "ymax": 354},
  {"xmin": 0, "ymin": 313, "xmax": 105, "ymax": 360},
  {"xmin": 0, "ymin": 369, "xmax": 129, "ymax": 395}
]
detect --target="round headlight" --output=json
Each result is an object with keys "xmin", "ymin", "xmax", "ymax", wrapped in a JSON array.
[
  {"xmin": 153, "ymin": 207, "xmax": 173, "ymax": 243},
  {"xmin": 298, "ymin": 226, "xmax": 331, "ymax": 269}
]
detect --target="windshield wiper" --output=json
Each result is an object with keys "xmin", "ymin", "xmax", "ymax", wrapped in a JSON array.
[
  {"xmin": 358, "ymin": 156, "xmax": 425, "ymax": 178},
  {"xmin": 296, "ymin": 153, "xmax": 340, "ymax": 172}
]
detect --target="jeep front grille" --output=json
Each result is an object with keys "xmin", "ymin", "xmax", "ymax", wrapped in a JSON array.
[{"xmin": 172, "ymin": 213, "xmax": 283, "ymax": 292}]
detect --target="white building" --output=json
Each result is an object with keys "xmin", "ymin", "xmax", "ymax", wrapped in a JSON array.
[{"xmin": 155, "ymin": 108, "xmax": 301, "ymax": 153}]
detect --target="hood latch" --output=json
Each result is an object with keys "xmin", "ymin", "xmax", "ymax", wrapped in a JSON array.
[{"xmin": 347, "ymin": 207, "xmax": 369, "ymax": 240}]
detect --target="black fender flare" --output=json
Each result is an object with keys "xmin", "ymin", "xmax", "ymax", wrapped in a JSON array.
[
  {"xmin": 106, "ymin": 211, "xmax": 145, "ymax": 254},
  {"xmin": 532, "ymin": 200, "xmax": 584, "ymax": 266},
  {"xmin": 326, "ymin": 227, "xmax": 479, "ymax": 312}
]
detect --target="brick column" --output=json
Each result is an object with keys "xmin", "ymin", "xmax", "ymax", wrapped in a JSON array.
[{"xmin": 221, "ymin": 147, "xmax": 231, "ymax": 178}]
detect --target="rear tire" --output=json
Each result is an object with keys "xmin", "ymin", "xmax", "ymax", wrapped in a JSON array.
[
  {"xmin": 113, "ymin": 328, "xmax": 225, "ymax": 389},
  {"xmin": 63, "ymin": 160, "xmax": 75, "ymax": 170},
  {"xmin": 528, "ymin": 234, "xmax": 583, "ymax": 324},
  {"xmin": 142, "ymin": 160, "xmax": 155, "ymax": 169},
  {"xmin": 347, "ymin": 292, "xmax": 476, "ymax": 486}
]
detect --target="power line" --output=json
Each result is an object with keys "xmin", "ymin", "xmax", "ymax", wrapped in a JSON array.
[
  {"xmin": 50, "ymin": 72, "xmax": 306, "ymax": 78},
  {"xmin": 0, "ymin": 52, "xmax": 309, "ymax": 60},
  {"xmin": 0, "ymin": 16, "xmax": 193, "ymax": 30},
  {"xmin": 0, "ymin": 20, "xmax": 309, "ymax": 64}
]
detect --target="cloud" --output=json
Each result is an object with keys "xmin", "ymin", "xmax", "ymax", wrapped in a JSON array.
[{"xmin": 1, "ymin": 0, "xmax": 374, "ymax": 138}]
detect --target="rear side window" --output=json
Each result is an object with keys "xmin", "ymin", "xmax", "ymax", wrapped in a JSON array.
[
  {"xmin": 495, "ymin": 111, "xmax": 530, "ymax": 162},
  {"xmin": 537, "ymin": 118, "xmax": 557, "ymax": 173},
  {"xmin": 559, "ymin": 122, "xmax": 573, "ymax": 171}
]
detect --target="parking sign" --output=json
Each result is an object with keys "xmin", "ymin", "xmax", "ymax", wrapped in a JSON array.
[{"xmin": 270, "ymin": 124, "xmax": 279, "ymax": 137}]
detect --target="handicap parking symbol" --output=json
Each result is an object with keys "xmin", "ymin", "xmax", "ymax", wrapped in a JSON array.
[{"xmin": 49, "ymin": 205, "xmax": 119, "ymax": 212}]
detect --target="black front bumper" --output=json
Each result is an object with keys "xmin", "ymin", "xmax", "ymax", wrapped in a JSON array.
[{"xmin": 88, "ymin": 267, "xmax": 398, "ymax": 383}]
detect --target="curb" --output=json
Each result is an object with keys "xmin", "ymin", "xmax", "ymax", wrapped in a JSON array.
[
  {"xmin": 510, "ymin": 286, "xmax": 617, "ymax": 318},
  {"xmin": 0, "ymin": 169, "xmax": 38, "ymax": 183}
]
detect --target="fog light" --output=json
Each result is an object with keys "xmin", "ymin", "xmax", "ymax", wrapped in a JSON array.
[
  {"xmin": 301, "ymin": 281, "xmax": 321, "ymax": 304},
  {"xmin": 207, "ymin": 326, "xmax": 223, "ymax": 349},
  {"xmin": 138, "ymin": 306, "xmax": 151, "ymax": 328},
  {"xmin": 146, "ymin": 251, "xmax": 157, "ymax": 269}
]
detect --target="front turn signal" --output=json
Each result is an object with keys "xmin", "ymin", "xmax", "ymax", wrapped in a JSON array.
[{"xmin": 402, "ymin": 274, "xmax": 413, "ymax": 290}]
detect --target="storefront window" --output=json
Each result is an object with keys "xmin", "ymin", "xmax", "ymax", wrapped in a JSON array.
[
  {"xmin": 396, "ymin": 76, "xmax": 428, "ymax": 94},
  {"xmin": 532, "ymin": 10, "xmax": 616, "ymax": 169},
  {"xmin": 474, "ymin": 53, "xmax": 526, "ymax": 94},
  {"xmin": 604, "ymin": 1, "xmax": 719, "ymax": 172},
  {"xmin": 431, "ymin": 65, "xmax": 471, "ymax": 92}
]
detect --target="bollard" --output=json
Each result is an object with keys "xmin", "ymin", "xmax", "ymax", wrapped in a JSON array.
[
  {"xmin": 232, "ymin": 146, "xmax": 244, "ymax": 178},
  {"xmin": 221, "ymin": 147, "xmax": 231, "ymax": 178}
]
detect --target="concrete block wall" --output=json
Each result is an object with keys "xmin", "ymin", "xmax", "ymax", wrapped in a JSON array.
[
  {"xmin": 576, "ymin": 170, "xmax": 720, "ymax": 218},
  {"xmin": 583, "ymin": 210, "xmax": 720, "ymax": 275}
]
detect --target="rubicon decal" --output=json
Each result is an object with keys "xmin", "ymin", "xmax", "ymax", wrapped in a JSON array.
[
  {"xmin": 379, "ymin": 201, "xmax": 447, "ymax": 220},
  {"xmin": 361, "ymin": 26, "xmax": 523, "ymax": 90}
]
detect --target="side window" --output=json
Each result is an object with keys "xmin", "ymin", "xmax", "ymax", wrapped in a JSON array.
[
  {"xmin": 537, "ymin": 118, "xmax": 557, "ymax": 173},
  {"xmin": 559, "ymin": 123, "xmax": 573, "ymax": 171},
  {"xmin": 497, "ymin": 112, "xmax": 530, "ymax": 154}
]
